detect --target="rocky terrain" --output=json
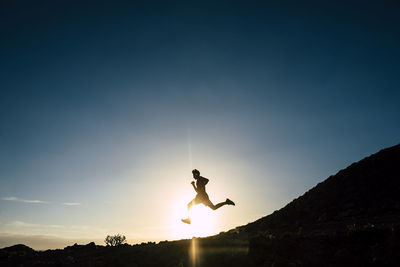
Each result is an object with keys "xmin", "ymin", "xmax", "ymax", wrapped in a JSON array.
[{"xmin": 1, "ymin": 144, "xmax": 399, "ymax": 266}]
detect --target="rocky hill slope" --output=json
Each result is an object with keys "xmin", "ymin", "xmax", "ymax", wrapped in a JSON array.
[{"xmin": 244, "ymin": 143, "xmax": 400, "ymax": 236}]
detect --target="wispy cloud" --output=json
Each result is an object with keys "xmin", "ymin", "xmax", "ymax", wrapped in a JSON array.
[
  {"xmin": 62, "ymin": 202, "xmax": 81, "ymax": 206},
  {"xmin": 1, "ymin": 196, "xmax": 49, "ymax": 204},
  {"xmin": 6, "ymin": 220, "xmax": 111, "ymax": 240},
  {"xmin": 11, "ymin": 221, "xmax": 38, "ymax": 227},
  {"xmin": 1, "ymin": 197, "xmax": 82, "ymax": 206},
  {"xmin": 9, "ymin": 221, "xmax": 64, "ymax": 229}
]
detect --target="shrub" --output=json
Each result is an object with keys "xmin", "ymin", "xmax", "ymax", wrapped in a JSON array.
[{"xmin": 105, "ymin": 234, "xmax": 126, "ymax": 246}]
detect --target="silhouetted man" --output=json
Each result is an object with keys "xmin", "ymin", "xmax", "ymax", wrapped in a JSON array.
[{"xmin": 181, "ymin": 169, "xmax": 235, "ymax": 224}]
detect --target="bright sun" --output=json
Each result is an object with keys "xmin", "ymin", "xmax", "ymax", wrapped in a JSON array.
[{"xmin": 171, "ymin": 196, "xmax": 216, "ymax": 239}]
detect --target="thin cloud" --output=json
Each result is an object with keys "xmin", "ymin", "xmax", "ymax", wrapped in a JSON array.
[
  {"xmin": 1, "ymin": 197, "xmax": 82, "ymax": 206},
  {"xmin": 7, "ymin": 220, "xmax": 111, "ymax": 239},
  {"xmin": 1, "ymin": 196, "xmax": 49, "ymax": 204},
  {"xmin": 62, "ymin": 202, "xmax": 81, "ymax": 206},
  {"xmin": 11, "ymin": 221, "xmax": 39, "ymax": 227},
  {"xmin": 10, "ymin": 222, "xmax": 64, "ymax": 229}
]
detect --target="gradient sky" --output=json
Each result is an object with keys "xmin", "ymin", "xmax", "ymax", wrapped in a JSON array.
[{"xmin": 1, "ymin": 0, "xmax": 399, "ymax": 249}]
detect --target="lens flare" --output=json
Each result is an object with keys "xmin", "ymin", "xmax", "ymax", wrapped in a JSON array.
[{"xmin": 171, "ymin": 196, "xmax": 216, "ymax": 239}]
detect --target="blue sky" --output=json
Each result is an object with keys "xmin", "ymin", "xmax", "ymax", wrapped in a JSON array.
[{"xmin": 1, "ymin": 0, "xmax": 399, "ymax": 249}]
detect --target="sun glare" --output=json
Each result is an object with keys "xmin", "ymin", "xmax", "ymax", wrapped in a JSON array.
[{"xmin": 171, "ymin": 196, "xmax": 216, "ymax": 239}]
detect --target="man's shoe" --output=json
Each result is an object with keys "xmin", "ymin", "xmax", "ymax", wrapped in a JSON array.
[
  {"xmin": 226, "ymin": 198, "xmax": 235, "ymax": 206},
  {"xmin": 181, "ymin": 218, "xmax": 191, "ymax": 224}
]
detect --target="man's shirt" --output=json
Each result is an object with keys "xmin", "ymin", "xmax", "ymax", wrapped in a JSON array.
[{"xmin": 196, "ymin": 176, "xmax": 209, "ymax": 194}]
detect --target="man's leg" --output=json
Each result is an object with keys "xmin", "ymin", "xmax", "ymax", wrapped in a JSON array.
[
  {"xmin": 187, "ymin": 199, "xmax": 195, "ymax": 211},
  {"xmin": 182, "ymin": 198, "xmax": 197, "ymax": 224},
  {"xmin": 207, "ymin": 198, "xmax": 235, "ymax": 210},
  {"xmin": 205, "ymin": 199, "xmax": 224, "ymax": 210}
]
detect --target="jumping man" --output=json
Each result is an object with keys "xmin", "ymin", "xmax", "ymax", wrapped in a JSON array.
[{"xmin": 181, "ymin": 169, "xmax": 235, "ymax": 224}]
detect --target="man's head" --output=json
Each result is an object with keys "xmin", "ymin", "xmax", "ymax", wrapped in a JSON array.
[{"xmin": 192, "ymin": 169, "xmax": 200, "ymax": 179}]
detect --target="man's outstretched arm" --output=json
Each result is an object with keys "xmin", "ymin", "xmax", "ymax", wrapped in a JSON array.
[{"xmin": 191, "ymin": 181, "xmax": 198, "ymax": 193}]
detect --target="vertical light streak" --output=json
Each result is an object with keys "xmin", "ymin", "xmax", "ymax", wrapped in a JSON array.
[
  {"xmin": 190, "ymin": 237, "xmax": 197, "ymax": 267},
  {"xmin": 187, "ymin": 127, "xmax": 193, "ymax": 170}
]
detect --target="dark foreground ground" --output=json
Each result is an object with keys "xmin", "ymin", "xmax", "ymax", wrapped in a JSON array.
[
  {"xmin": 1, "ymin": 223, "xmax": 400, "ymax": 267},
  {"xmin": 1, "ymin": 144, "xmax": 400, "ymax": 266}
]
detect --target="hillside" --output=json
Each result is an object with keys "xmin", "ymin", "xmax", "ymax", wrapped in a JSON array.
[
  {"xmin": 1, "ymin": 144, "xmax": 399, "ymax": 266},
  {"xmin": 244, "ymin": 143, "xmax": 400, "ymax": 236}
]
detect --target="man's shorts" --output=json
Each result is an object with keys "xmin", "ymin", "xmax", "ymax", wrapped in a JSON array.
[{"xmin": 193, "ymin": 193, "xmax": 213, "ymax": 207}]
